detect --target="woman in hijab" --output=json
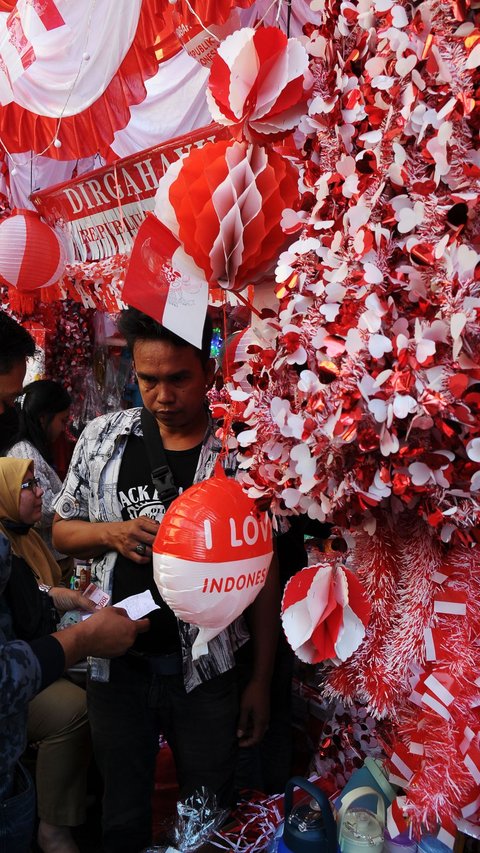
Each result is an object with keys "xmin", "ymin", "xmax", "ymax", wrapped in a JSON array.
[
  {"xmin": 0, "ymin": 457, "xmax": 96, "ymax": 853},
  {"xmin": 4, "ymin": 379, "xmax": 73, "ymax": 581}
]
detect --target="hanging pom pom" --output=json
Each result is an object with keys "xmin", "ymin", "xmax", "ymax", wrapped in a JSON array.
[
  {"xmin": 281, "ymin": 556, "xmax": 371, "ymax": 664},
  {"xmin": 206, "ymin": 26, "xmax": 313, "ymax": 143}
]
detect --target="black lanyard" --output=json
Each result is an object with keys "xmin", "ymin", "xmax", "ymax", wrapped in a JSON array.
[{"xmin": 140, "ymin": 408, "xmax": 179, "ymax": 508}]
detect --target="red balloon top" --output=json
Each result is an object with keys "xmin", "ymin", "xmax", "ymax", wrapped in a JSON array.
[{"xmin": 153, "ymin": 463, "xmax": 273, "ymax": 562}]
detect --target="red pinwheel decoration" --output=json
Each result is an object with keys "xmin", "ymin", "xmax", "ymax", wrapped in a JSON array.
[
  {"xmin": 206, "ymin": 26, "xmax": 313, "ymax": 143},
  {"xmin": 154, "ymin": 137, "xmax": 299, "ymax": 292},
  {"xmin": 281, "ymin": 558, "xmax": 371, "ymax": 665}
]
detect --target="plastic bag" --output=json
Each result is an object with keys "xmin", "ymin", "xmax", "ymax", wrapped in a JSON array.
[{"xmin": 173, "ymin": 787, "xmax": 229, "ymax": 852}]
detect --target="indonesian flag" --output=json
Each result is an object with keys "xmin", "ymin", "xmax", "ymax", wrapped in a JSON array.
[
  {"xmin": 387, "ymin": 797, "xmax": 409, "ymax": 839},
  {"xmin": 122, "ymin": 213, "xmax": 209, "ymax": 348},
  {"xmin": 433, "ymin": 588, "xmax": 467, "ymax": 615}
]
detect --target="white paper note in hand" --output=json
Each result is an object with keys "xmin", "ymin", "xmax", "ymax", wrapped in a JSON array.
[{"xmin": 113, "ymin": 590, "xmax": 160, "ymax": 620}]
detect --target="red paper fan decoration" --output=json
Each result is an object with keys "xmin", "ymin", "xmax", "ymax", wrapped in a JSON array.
[
  {"xmin": 153, "ymin": 463, "xmax": 273, "ymax": 658},
  {"xmin": 206, "ymin": 26, "xmax": 313, "ymax": 143},
  {"xmin": 281, "ymin": 559, "xmax": 371, "ymax": 665},
  {"xmin": 154, "ymin": 138, "xmax": 299, "ymax": 292},
  {"xmin": 0, "ymin": 209, "xmax": 66, "ymax": 292}
]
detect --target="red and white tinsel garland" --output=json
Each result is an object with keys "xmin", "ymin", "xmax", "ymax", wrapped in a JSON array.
[{"xmin": 220, "ymin": 0, "xmax": 480, "ymax": 838}]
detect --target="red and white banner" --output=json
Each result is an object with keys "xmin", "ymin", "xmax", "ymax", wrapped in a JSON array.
[
  {"xmin": 31, "ymin": 123, "xmax": 230, "ymax": 263},
  {"xmin": 0, "ymin": 0, "xmax": 141, "ymax": 110}
]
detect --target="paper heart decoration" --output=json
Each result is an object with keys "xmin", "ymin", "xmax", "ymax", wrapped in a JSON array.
[
  {"xmin": 368, "ymin": 334, "xmax": 393, "ymax": 359},
  {"xmin": 281, "ymin": 559, "xmax": 371, "ymax": 664},
  {"xmin": 154, "ymin": 138, "xmax": 299, "ymax": 292},
  {"xmin": 392, "ymin": 394, "xmax": 417, "ymax": 419},
  {"xmin": 369, "ymin": 399, "xmax": 388, "ymax": 423},
  {"xmin": 380, "ymin": 427, "xmax": 400, "ymax": 456},
  {"xmin": 153, "ymin": 463, "xmax": 273, "ymax": 659},
  {"xmin": 415, "ymin": 338, "xmax": 436, "ymax": 363},
  {"xmin": 206, "ymin": 26, "xmax": 312, "ymax": 143},
  {"xmin": 466, "ymin": 438, "xmax": 480, "ymax": 462}
]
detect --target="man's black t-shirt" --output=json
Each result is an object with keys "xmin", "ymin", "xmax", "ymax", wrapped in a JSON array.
[{"xmin": 113, "ymin": 432, "xmax": 201, "ymax": 654}]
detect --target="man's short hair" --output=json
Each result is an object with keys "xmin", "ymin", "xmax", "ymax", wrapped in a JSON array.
[
  {"xmin": 0, "ymin": 312, "xmax": 35, "ymax": 374},
  {"xmin": 117, "ymin": 308, "xmax": 213, "ymax": 366}
]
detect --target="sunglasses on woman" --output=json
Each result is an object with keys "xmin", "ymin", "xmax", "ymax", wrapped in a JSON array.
[{"xmin": 20, "ymin": 477, "xmax": 41, "ymax": 492}]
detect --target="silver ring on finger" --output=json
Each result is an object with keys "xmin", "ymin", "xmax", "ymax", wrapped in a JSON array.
[{"xmin": 135, "ymin": 543, "xmax": 147, "ymax": 556}]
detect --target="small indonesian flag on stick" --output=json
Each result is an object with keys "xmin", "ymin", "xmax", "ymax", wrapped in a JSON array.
[
  {"xmin": 122, "ymin": 214, "xmax": 209, "ymax": 349},
  {"xmin": 433, "ymin": 588, "xmax": 467, "ymax": 615}
]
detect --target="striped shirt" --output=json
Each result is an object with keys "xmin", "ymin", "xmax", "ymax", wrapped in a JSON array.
[{"xmin": 53, "ymin": 408, "xmax": 249, "ymax": 691}]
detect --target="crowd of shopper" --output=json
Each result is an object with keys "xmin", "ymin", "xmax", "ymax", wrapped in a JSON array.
[{"xmin": 0, "ymin": 309, "xmax": 284, "ymax": 853}]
